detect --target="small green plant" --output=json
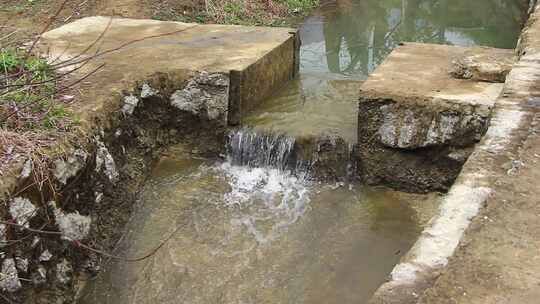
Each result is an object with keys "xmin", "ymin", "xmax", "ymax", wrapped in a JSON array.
[
  {"xmin": 276, "ymin": 0, "xmax": 318, "ymax": 13},
  {"xmin": 1, "ymin": 47, "xmax": 75, "ymax": 132},
  {"xmin": 1, "ymin": 49, "xmax": 21, "ymax": 72}
]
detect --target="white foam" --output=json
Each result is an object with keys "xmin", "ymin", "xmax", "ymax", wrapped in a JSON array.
[{"xmin": 216, "ymin": 162, "xmax": 311, "ymax": 244}]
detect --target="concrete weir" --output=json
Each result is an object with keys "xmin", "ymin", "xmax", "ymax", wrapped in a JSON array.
[
  {"xmin": 40, "ymin": 16, "xmax": 299, "ymax": 126},
  {"xmin": 1, "ymin": 4, "xmax": 538, "ymax": 303}
]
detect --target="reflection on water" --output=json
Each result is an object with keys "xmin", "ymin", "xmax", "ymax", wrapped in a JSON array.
[
  {"xmin": 244, "ymin": 0, "xmax": 523, "ymax": 142},
  {"xmin": 79, "ymin": 154, "xmax": 425, "ymax": 304}
]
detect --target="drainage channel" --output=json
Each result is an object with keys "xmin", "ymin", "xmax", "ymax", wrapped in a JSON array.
[
  {"xmin": 79, "ymin": 139, "xmax": 428, "ymax": 304},
  {"xmin": 79, "ymin": 0, "xmax": 522, "ymax": 303}
]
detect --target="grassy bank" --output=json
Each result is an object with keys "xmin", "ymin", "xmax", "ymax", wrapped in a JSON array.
[{"xmin": 151, "ymin": 0, "xmax": 319, "ymax": 26}]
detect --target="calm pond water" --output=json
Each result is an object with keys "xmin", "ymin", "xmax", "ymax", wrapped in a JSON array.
[{"xmin": 243, "ymin": 0, "xmax": 524, "ymax": 142}]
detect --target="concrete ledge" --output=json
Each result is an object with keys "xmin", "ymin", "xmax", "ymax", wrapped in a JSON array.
[
  {"xmin": 40, "ymin": 16, "xmax": 299, "ymax": 126},
  {"xmin": 357, "ymin": 43, "xmax": 513, "ymax": 192},
  {"xmin": 368, "ymin": 3, "xmax": 540, "ymax": 303}
]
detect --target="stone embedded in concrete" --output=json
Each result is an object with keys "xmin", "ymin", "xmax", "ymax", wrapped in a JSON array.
[
  {"xmin": 56, "ymin": 259, "xmax": 73, "ymax": 285},
  {"xmin": 0, "ymin": 258, "xmax": 21, "ymax": 292},
  {"xmin": 15, "ymin": 257, "xmax": 29, "ymax": 273},
  {"xmin": 140, "ymin": 83, "xmax": 158, "ymax": 99},
  {"xmin": 9, "ymin": 197, "xmax": 36, "ymax": 228},
  {"xmin": 170, "ymin": 72, "xmax": 230, "ymax": 122},
  {"xmin": 450, "ymin": 48, "xmax": 515, "ymax": 83},
  {"xmin": 357, "ymin": 43, "xmax": 512, "ymax": 192},
  {"xmin": 0, "ymin": 224, "xmax": 6, "ymax": 248},
  {"xmin": 39, "ymin": 249, "xmax": 53, "ymax": 262},
  {"xmin": 121, "ymin": 95, "xmax": 140, "ymax": 116},
  {"xmin": 53, "ymin": 149, "xmax": 89, "ymax": 185},
  {"xmin": 95, "ymin": 139, "xmax": 119, "ymax": 184},
  {"xmin": 40, "ymin": 17, "xmax": 299, "ymax": 125},
  {"xmin": 50, "ymin": 201, "xmax": 91, "ymax": 241},
  {"xmin": 31, "ymin": 265, "xmax": 47, "ymax": 286}
]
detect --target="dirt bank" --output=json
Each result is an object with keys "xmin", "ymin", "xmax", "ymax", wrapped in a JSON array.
[{"xmin": 0, "ymin": 0, "xmax": 316, "ymax": 40}]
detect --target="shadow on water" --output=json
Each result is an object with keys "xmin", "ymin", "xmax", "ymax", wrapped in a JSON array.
[{"xmin": 243, "ymin": 0, "xmax": 523, "ymax": 142}]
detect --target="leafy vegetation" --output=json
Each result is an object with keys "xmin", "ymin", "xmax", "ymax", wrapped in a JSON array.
[{"xmin": 0, "ymin": 47, "xmax": 76, "ymax": 132}]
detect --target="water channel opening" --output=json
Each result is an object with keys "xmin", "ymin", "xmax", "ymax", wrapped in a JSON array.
[
  {"xmin": 243, "ymin": 0, "xmax": 522, "ymax": 142},
  {"xmin": 79, "ymin": 1, "xmax": 522, "ymax": 303}
]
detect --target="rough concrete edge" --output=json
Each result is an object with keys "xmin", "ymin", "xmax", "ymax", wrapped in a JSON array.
[
  {"xmin": 367, "ymin": 3, "xmax": 540, "ymax": 304},
  {"xmin": 358, "ymin": 42, "xmax": 510, "ymax": 113}
]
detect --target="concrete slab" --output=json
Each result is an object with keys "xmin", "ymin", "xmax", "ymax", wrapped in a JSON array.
[
  {"xmin": 356, "ymin": 43, "xmax": 514, "ymax": 192},
  {"xmin": 359, "ymin": 43, "xmax": 511, "ymax": 150},
  {"xmin": 40, "ymin": 16, "xmax": 299, "ymax": 125}
]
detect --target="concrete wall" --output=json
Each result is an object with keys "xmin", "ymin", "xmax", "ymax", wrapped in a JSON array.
[{"xmin": 228, "ymin": 31, "xmax": 300, "ymax": 125}]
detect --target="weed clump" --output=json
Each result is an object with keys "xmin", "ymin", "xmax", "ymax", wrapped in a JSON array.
[
  {"xmin": 151, "ymin": 0, "xmax": 319, "ymax": 26},
  {"xmin": 1, "ymin": 48, "xmax": 76, "ymax": 132}
]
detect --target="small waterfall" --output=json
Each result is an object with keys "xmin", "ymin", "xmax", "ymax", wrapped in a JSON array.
[
  {"xmin": 221, "ymin": 128, "xmax": 312, "ymax": 243},
  {"xmin": 227, "ymin": 128, "xmax": 298, "ymax": 172}
]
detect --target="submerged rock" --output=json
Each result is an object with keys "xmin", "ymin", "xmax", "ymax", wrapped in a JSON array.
[{"xmin": 0, "ymin": 258, "xmax": 21, "ymax": 292}]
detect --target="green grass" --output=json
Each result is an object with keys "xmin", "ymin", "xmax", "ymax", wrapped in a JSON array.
[
  {"xmin": 276, "ymin": 0, "xmax": 318, "ymax": 13},
  {"xmin": 151, "ymin": 0, "xmax": 319, "ymax": 27},
  {"xmin": 1, "ymin": 48, "xmax": 75, "ymax": 131},
  {"xmin": 0, "ymin": 0, "xmax": 44, "ymax": 13}
]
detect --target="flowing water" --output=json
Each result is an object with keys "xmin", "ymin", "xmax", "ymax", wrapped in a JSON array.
[
  {"xmin": 243, "ymin": 0, "xmax": 524, "ymax": 142},
  {"xmin": 79, "ymin": 1, "xmax": 523, "ymax": 303},
  {"xmin": 79, "ymin": 144, "xmax": 433, "ymax": 304}
]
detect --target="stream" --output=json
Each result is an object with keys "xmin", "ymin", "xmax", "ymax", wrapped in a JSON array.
[{"xmin": 79, "ymin": 0, "xmax": 522, "ymax": 303}]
